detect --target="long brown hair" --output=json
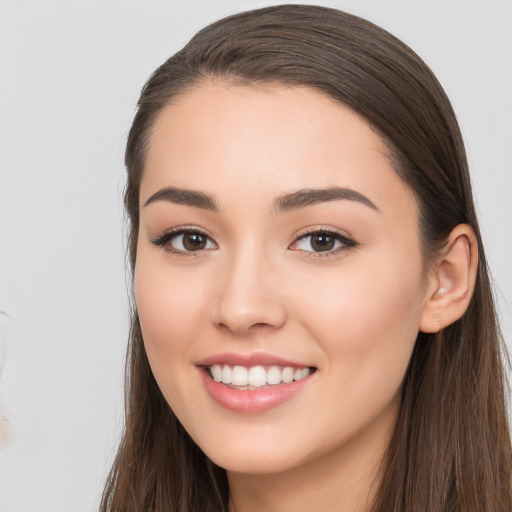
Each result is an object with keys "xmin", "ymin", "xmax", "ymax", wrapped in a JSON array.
[{"xmin": 100, "ymin": 5, "xmax": 511, "ymax": 511}]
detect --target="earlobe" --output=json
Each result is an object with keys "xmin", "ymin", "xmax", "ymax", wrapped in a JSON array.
[{"xmin": 419, "ymin": 224, "xmax": 478, "ymax": 333}]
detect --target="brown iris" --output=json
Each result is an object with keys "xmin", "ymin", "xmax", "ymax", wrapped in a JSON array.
[
  {"xmin": 310, "ymin": 233, "xmax": 336, "ymax": 252},
  {"xmin": 182, "ymin": 232, "xmax": 207, "ymax": 251}
]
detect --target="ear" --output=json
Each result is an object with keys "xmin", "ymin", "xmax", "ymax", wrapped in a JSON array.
[{"xmin": 419, "ymin": 224, "xmax": 478, "ymax": 333}]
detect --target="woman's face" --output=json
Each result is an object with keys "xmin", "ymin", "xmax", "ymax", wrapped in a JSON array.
[{"xmin": 135, "ymin": 83, "xmax": 432, "ymax": 475}]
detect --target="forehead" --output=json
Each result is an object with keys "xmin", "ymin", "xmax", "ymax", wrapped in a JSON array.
[{"xmin": 141, "ymin": 82, "xmax": 417, "ymax": 219}]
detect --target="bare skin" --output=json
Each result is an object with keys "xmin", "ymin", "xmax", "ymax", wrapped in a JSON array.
[{"xmin": 135, "ymin": 83, "xmax": 477, "ymax": 512}]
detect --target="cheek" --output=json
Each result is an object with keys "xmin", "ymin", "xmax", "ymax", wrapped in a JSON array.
[
  {"xmin": 134, "ymin": 256, "xmax": 208, "ymax": 362},
  {"xmin": 295, "ymin": 253, "xmax": 425, "ymax": 379}
]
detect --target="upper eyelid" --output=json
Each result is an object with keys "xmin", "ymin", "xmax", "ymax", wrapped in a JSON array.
[
  {"xmin": 289, "ymin": 228, "xmax": 357, "ymax": 252},
  {"xmin": 151, "ymin": 226, "xmax": 355, "ymax": 249},
  {"xmin": 297, "ymin": 228, "xmax": 341, "ymax": 236},
  {"xmin": 293, "ymin": 227, "xmax": 353, "ymax": 241},
  {"xmin": 154, "ymin": 226, "xmax": 213, "ymax": 239},
  {"xmin": 151, "ymin": 227, "xmax": 217, "ymax": 247}
]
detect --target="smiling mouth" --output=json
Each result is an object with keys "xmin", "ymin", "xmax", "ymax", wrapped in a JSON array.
[{"xmin": 206, "ymin": 364, "xmax": 317, "ymax": 390}]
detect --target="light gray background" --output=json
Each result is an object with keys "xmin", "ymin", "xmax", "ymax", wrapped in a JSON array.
[{"xmin": 0, "ymin": 1, "xmax": 510, "ymax": 510}]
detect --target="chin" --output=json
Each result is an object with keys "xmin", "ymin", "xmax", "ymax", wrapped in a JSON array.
[
  {"xmin": 192, "ymin": 429, "xmax": 307, "ymax": 475},
  {"xmin": 208, "ymin": 449, "xmax": 302, "ymax": 475}
]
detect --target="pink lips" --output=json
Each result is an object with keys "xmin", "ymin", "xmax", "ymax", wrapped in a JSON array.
[
  {"xmin": 196, "ymin": 352, "xmax": 309, "ymax": 368},
  {"xmin": 196, "ymin": 352, "xmax": 316, "ymax": 413}
]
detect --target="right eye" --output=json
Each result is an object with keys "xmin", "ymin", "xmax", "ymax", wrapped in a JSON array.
[{"xmin": 151, "ymin": 229, "xmax": 217, "ymax": 254}]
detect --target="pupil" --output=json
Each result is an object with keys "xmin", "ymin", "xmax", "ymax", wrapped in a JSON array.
[
  {"xmin": 312, "ymin": 233, "xmax": 334, "ymax": 252},
  {"xmin": 183, "ymin": 233, "xmax": 206, "ymax": 251}
]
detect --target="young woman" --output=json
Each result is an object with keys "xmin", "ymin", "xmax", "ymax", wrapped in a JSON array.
[{"xmin": 100, "ymin": 5, "xmax": 511, "ymax": 511}]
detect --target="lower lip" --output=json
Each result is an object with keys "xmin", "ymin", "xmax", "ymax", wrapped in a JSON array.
[{"xmin": 199, "ymin": 368, "xmax": 314, "ymax": 413}]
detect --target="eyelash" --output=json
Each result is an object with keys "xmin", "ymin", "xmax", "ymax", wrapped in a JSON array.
[
  {"xmin": 151, "ymin": 228, "xmax": 217, "ymax": 255},
  {"xmin": 290, "ymin": 228, "xmax": 357, "ymax": 257},
  {"xmin": 150, "ymin": 228, "xmax": 357, "ymax": 257}
]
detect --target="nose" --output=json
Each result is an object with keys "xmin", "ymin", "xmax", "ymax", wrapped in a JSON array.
[{"xmin": 211, "ymin": 245, "xmax": 287, "ymax": 336}]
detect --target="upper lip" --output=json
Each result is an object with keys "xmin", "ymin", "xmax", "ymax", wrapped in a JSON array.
[{"xmin": 196, "ymin": 352, "xmax": 314, "ymax": 368}]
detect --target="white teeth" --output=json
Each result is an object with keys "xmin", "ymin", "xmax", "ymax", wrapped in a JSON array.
[
  {"xmin": 282, "ymin": 367, "xmax": 294, "ymax": 383},
  {"xmin": 221, "ymin": 365, "xmax": 232, "ymax": 384},
  {"xmin": 248, "ymin": 366, "xmax": 267, "ymax": 387},
  {"xmin": 210, "ymin": 364, "xmax": 312, "ymax": 388},
  {"xmin": 294, "ymin": 368, "xmax": 310, "ymax": 381},
  {"xmin": 211, "ymin": 364, "xmax": 222, "ymax": 382},
  {"xmin": 231, "ymin": 365, "xmax": 249, "ymax": 386},
  {"xmin": 266, "ymin": 365, "xmax": 282, "ymax": 385}
]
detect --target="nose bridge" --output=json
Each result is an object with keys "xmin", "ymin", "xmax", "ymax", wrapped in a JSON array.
[{"xmin": 213, "ymin": 237, "xmax": 286, "ymax": 334}]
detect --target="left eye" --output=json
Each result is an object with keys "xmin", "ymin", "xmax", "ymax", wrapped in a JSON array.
[
  {"xmin": 290, "ymin": 231, "xmax": 354, "ymax": 253},
  {"xmin": 172, "ymin": 232, "xmax": 216, "ymax": 251},
  {"xmin": 152, "ymin": 230, "xmax": 217, "ymax": 253}
]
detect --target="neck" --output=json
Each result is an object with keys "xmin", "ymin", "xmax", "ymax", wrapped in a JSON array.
[{"xmin": 227, "ymin": 405, "xmax": 395, "ymax": 512}]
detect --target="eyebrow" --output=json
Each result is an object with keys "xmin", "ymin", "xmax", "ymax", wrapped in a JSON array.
[
  {"xmin": 142, "ymin": 185, "xmax": 378, "ymax": 213},
  {"xmin": 274, "ymin": 187, "xmax": 379, "ymax": 213},
  {"xmin": 143, "ymin": 187, "xmax": 219, "ymax": 211}
]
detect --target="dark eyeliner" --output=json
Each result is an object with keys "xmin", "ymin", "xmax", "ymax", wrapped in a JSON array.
[
  {"xmin": 310, "ymin": 229, "xmax": 355, "ymax": 247},
  {"xmin": 150, "ymin": 228, "xmax": 213, "ymax": 254},
  {"xmin": 294, "ymin": 228, "xmax": 358, "ymax": 254},
  {"xmin": 150, "ymin": 229, "xmax": 181, "ymax": 248}
]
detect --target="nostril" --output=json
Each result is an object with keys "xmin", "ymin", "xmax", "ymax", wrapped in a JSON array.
[
  {"xmin": 215, "ymin": 321, "xmax": 277, "ymax": 335},
  {"xmin": 253, "ymin": 322, "xmax": 273, "ymax": 330}
]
